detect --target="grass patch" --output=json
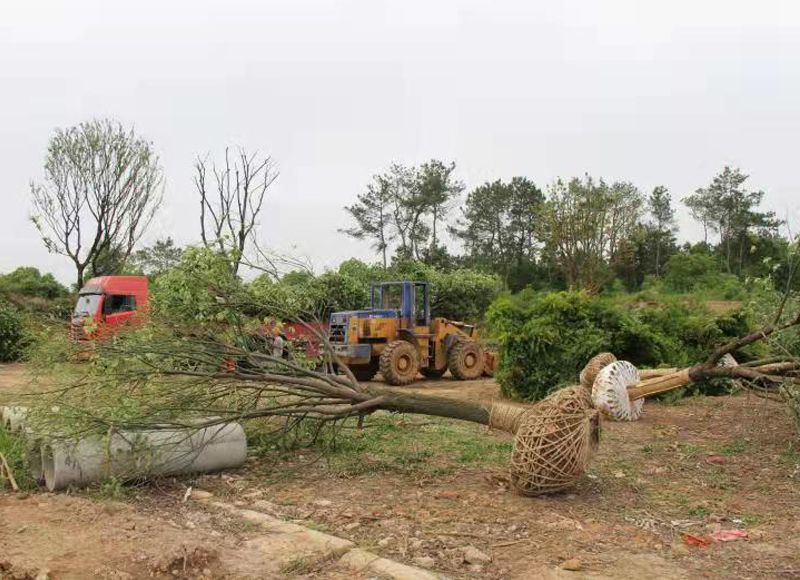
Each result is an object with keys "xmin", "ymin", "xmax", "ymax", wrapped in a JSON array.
[
  {"xmin": 687, "ymin": 505, "xmax": 709, "ymax": 517},
  {"xmin": 0, "ymin": 425, "xmax": 34, "ymax": 490},
  {"xmin": 248, "ymin": 413, "xmax": 513, "ymax": 478},
  {"xmin": 719, "ymin": 438, "xmax": 750, "ymax": 455},
  {"xmin": 676, "ymin": 443, "xmax": 704, "ymax": 455},
  {"xmin": 280, "ymin": 557, "xmax": 314, "ymax": 575},
  {"xmin": 738, "ymin": 513, "xmax": 764, "ymax": 527},
  {"xmin": 778, "ymin": 447, "xmax": 800, "ymax": 465}
]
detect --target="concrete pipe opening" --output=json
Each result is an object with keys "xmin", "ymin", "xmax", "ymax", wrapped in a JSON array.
[{"xmin": 28, "ymin": 440, "xmax": 44, "ymax": 484}]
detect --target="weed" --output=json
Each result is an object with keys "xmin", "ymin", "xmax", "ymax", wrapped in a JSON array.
[
  {"xmin": 642, "ymin": 444, "xmax": 655, "ymax": 454},
  {"xmin": 719, "ymin": 438, "xmax": 750, "ymax": 455},
  {"xmin": 0, "ymin": 425, "xmax": 34, "ymax": 490},
  {"xmin": 706, "ymin": 471, "xmax": 732, "ymax": 490},
  {"xmin": 98, "ymin": 477, "xmax": 129, "ymax": 499},
  {"xmin": 280, "ymin": 557, "xmax": 314, "ymax": 575},
  {"xmin": 688, "ymin": 506, "xmax": 709, "ymax": 517},
  {"xmin": 678, "ymin": 443, "xmax": 703, "ymax": 454},
  {"xmin": 739, "ymin": 514, "xmax": 764, "ymax": 526},
  {"xmin": 778, "ymin": 447, "xmax": 800, "ymax": 465},
  {"xmin": 238, "ymin": 520, "xmax": 261, "ymax": 533}
]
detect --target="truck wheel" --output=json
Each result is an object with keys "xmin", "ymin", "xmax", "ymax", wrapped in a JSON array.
[
  {"xmin": 348, "ymin": 360, "xmax": 379, "ymax": 382},
  {"xmin": 448, "ymin": 341, "xmax": 485, "ymax": 380},
  {"xmin": 380, "ymin": 341, "xmax": 419, "ymax": 385},
  {"xmin": 420, "ymin": 366, "xmax": 447, "ymax": 379}
]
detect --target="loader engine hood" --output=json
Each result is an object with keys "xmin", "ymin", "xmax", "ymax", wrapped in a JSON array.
[
  {"xmin": 328, "ymin": 309, "xmax": 398, "ymax": 344},
  {"xmin": 330, "ymin": 309, "xmax": 397, "ymax": 324}
]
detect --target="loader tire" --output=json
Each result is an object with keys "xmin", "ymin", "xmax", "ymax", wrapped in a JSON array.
[
  {"xmin": 348, "ymin": 360, "xmax": 379, "ymax": 382},
  {"xmin": 420, "ymin": 365, "xmax": 447, "ymax": 379},
  {"xmin": 380, "ymin": 340, "xmax": 419, "ymax": 385},
  {"xmin": 448, "ymin": 340, "xmax": 485, "ymax": 380}
]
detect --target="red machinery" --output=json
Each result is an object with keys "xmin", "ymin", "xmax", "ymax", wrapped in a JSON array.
[{"xmin": 71, "ymin": 276, "xmax": 150, "ymax": 341}]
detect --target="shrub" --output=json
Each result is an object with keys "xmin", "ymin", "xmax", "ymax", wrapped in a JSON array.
[
  {"xmin": 0, "ymin": 267, "xmax": 68, "ymax": 299},
  {"xmin": 246, "ymin": 259, "xmax": 502, "ymax": 324},
  {"xmin": 662, "ymin": 253, "xmax": 745, "ymax": 298},
  {"xmin": 0, "ymin": 300, "xmax": 27, "ymax": 362},
  {"xmin": 487, "ymin": 291, "xmax": 752, "ymax": 401},
  {"xmin": 151, "ymin": 247, "xmax": 240, "ymax": 323}
]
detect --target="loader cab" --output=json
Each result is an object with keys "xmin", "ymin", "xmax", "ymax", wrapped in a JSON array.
[{"xmin": 370, "ymin": 281, "xmax": 430, "ymax": 328}]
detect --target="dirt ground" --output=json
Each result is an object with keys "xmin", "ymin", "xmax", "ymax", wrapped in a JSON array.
[{"xmin": 2, "ymin": 364, "xmax": 800, "ymax": 579}]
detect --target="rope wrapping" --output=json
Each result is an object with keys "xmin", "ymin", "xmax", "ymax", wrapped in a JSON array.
[{"xmin": 489, "ymin": 386, "xmax": 600, "ymax": 496}]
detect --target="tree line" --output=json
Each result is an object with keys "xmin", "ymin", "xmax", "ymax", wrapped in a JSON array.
[
  {"xmin": 28, "ymin": 119, "xmax": 277, "ymax": 289},
  {"xmin": 23, "ymin": 117, "xmax": 788, "ymax": 297},
  {"xmin": 342, "ymin": 161, "xmax": 785, "ymax": 292}
]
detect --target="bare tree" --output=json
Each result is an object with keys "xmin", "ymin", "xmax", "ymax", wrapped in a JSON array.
[
  {"xmin": 30, "ymin": 119, "xmax": 164, "ymax": 289},
  {"xmin": 195, "ymin": 148, "xmax": 278, "ymax": 275}
]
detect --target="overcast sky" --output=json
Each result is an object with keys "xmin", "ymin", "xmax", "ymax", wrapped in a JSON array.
[{"xmin": 2, "ymin": 0, "xmax": 799, "ymax": 284}]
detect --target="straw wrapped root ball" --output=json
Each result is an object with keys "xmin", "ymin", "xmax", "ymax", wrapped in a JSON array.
[
  {"xmin": 580, "ymin": 352, "xmax": 617, "ymax": 389},
  {"xmin": 509, "ymin": 386, "xmax": 600, "ymax": 496}
]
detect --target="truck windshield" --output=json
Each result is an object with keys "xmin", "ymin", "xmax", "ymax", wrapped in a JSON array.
[{"xmin": 73, "ymin": 294, "xmax": 102, "ymax": 317}]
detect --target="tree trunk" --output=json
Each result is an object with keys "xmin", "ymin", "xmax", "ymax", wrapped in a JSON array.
[
  {"xmin": 431, "ymin": 207, "xmax": 438, "ymax": 252},
  {"xmin": 654, "ymin": 234, "xmax": 661, "ymax": 277},
  {"xmin": 76, "ymin": 264, "xmax": 85, "ymax": 290},
  {"xmin": 366, "ymin": 386, "xmax": 491, "ymax": 426}
]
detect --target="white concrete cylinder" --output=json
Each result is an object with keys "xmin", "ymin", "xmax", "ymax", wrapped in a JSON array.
[
  {"xmin": 1, "ymin": 406, "xmax": 29, "ymax": 433},
  {"xmin": 42, "ymin": 421, "xmax": 247, "ymax": 491}
]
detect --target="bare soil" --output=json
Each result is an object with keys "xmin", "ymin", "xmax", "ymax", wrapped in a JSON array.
[{"xmin": 2, "ymin": 365, "xmax": 799, "ymax": 579}]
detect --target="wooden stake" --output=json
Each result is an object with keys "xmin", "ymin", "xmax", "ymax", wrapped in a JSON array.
[{"xmin": 0, "ymin": 451, "xmax": 19, "ymax": 492}]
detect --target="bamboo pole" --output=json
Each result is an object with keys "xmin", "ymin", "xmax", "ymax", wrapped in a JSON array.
[{"xmin": 628, "ymin": 369, "xmax": 692, "ymax": 401}]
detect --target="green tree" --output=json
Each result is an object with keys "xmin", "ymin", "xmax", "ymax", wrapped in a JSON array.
[
  {"xmin": 647, "ymin": 186, "xmax": 677, "ymax": 277},
  {"xmin": 341, "ymin": 160, "xmax": 462, "ymax": 266},
  {"xmin": 414, "ymin": 160, "xmax": 464, "ymax": 254},
  {"xmin": 30, "ymin": 119, "xmax": 164, "ymax": 289},
  {"xmin": 451, "ymin": 177, "xmax": 545, "ymax": 289},
  {"xmin": 128, "ymin": 238, "xmax": 184, "ymax": 279},
  {"xmin": 340, "ymin": 173, "xmax": 393, "ymax": 267},
  {"xmin": 685, "ymin": 167, "xmax": 781, "ymax": 276},
  {"xmin": 540, "ymin": 176, "xmax": 643, "ymax": 292},
  {"xmin": 683, "ymin": 188, "xmax": 715, "ymax": 245}
]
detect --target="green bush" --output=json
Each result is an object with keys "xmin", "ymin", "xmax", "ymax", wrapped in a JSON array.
[
  {"xmin": 151, "ymin": 247, "xmax": 241, "ymax": 323},
  {"xmin": 487, "ymin": 291, "xmax": 752, "ymax": 401},
  {"xmin": 0, "ymin": 300, "xmax": 27, "ymax": 362},
  {"xmin": 244, "ymin": 259, "xmax": 502, "ymax": 324},
  {"xmin": 662, "ymin": 253, "xmax": 745, "ymax": 299},
  {"xmin": 0, "ymin": 267, "xmax": 68, "ymax": 299}
]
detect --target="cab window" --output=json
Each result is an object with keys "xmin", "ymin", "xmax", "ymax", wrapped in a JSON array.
[
  {"xmin": 102, "ymin": 295, "xmax": 137, "ymax": 315},
  {"xmin": 381, "ymin": 285, "xmax": 403, "ymax": 310},
  {"xmin": 414, "ymin": 284, "xmax": 427, "ymax": 325}
]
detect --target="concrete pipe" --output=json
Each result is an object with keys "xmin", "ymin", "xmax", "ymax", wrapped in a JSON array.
[
  {"xmin": 28, "ymin": 439, "xmax": 44, "ymax": 484},
  {"xmin": 42, "ymin": 421, "xmax": 247, "ymax": 491},
  {"xmin": 1, "ymin": 406, "xmax": 29, "ymax": 433}
]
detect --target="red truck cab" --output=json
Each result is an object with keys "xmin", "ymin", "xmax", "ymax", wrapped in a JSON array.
[{"xmin": 71, "ymin": 276, "xmax": 150, "ymax": 341}]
